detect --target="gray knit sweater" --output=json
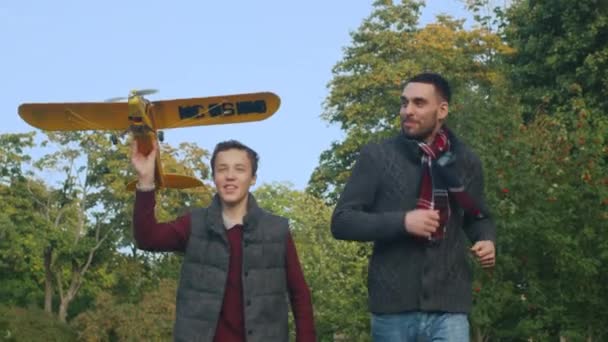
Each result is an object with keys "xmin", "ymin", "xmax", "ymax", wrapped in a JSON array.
[{"xmin": 331, "ymin": 131, "xmax": 496, "ymax": 314}]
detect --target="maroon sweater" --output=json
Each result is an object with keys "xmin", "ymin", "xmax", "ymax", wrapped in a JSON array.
[{"xmin": 133, "ymin": 191, "xmax": 316, "ymax": 341}]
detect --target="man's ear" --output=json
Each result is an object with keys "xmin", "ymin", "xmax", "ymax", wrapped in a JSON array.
[
  {"xmin": 438, "ymin": 101, "xmax": 449, "ymax": 121},
  {"xmin": 251, "ymin": 175, "xmax": 257, "ymax": 186}
]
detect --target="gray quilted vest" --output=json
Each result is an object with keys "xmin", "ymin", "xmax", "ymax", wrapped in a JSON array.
[{"xmin": 173, "ymin": 194, "xmax": 290, "ymax": 342}]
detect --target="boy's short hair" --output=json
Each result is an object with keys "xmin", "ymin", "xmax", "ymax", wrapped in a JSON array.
[{"xmin": 210, "ymin": 140, "xmax": 259, "ymax": 177}]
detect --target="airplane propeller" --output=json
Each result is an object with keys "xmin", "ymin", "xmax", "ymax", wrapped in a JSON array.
[
  {"xmin": 105, "ymin": 89, "xmax": 159, "ymax": 102},
  {"xmin": 105, "ymin": 96, "xmax": 128, "ymax": 102},
  {"xmin": 132, "ymin": 89, "xmax": 158, "ymax": 96}
]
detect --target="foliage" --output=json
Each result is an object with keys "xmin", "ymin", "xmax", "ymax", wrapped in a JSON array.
[
  {"xmin": 71, "ymin": 279, "xmax": 176, "ymax": 341},
  {"xmin": 0, "ymin": 305, "xmax": 76, "ymax": 342},
  {"xmin": 0, "ymin": 181, "xmax": 48, "ymax": 308},
  {"xmin": 0, "ymin": 132, "xmax": 35, "ymax": 185},
  {"xmin": 477, "ymin": 97, "xmax": 608, "ymax": 340},
  {"xmin": 0, "ymin": 130, "xmax": 212, "ymax": 325},
  {"xmin": 503, "ymin": 0, "xmax": 608, "ymax": 121}
]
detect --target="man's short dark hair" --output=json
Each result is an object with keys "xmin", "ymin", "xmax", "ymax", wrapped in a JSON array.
[
  {"xmin": 210, "ymin": 140, "xmax": 259, "ymax": 177},
  {"xmin": 406, "ymin": 72, "xmax": 452, "ymax": 103}
]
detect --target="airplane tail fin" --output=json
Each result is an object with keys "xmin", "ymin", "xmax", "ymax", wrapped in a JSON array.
[{"xmin": 126, "ymin": 173, "xmax": 205, "ymax": 191}]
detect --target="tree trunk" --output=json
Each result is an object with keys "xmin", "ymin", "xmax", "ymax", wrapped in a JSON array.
[
  {"xmin": 56, "ymin": 262, "xmax": 83, "ymax": 323},
  {"xmin": 43, "ymin": 246, "xmax": 53, "ymax": 313},
  {"xmin": 333, "ymin": 333, "xmax": 347, "ymax": 341},
  {"xmin": 472, "ymin": 326, "xmax": 488, "ymax": 342},
  {"xmin": 58, "ymin": 295, "xmax": 72, "ymax": 323}
]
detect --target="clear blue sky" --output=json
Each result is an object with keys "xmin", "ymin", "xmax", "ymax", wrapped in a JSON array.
[{"xmin": 1, "ymin": 1, "xmax": 472, "ymax": 190}]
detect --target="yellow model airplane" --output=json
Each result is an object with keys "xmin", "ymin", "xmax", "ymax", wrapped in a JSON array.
[{"xmin": 18, "ymin": 90, "xmax": 281, "ymax": 191}]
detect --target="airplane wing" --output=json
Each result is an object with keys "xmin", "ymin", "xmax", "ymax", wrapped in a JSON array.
[
  {"xmin": 151, "ymin": 92, "xmax": 280, "ymax": 130},
  {"xmin": 18, "ymin": 102, "xmax": 129, "ymax": 131}
]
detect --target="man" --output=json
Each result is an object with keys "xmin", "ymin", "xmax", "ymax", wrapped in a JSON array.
[
  {"xmin": 132, "ymin": 140, "xmax": 316, "ymax": 342},
  {"xmin": 331, "ymin": 72, "xmax": 496, "ymax": 341}
]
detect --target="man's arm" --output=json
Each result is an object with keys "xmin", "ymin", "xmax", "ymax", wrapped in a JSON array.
[
  {"xmin": 331, "ymin": 144, "xmax": 407, "ymax": 242},
  {"xmin": 462, "ymin": 155, "xmax": 496, "ymax": 244},
  {"xmin": 462, "ymin": 155, "xmax": 496, "ymax": 268},
  {"xmin": 285, "ymin": 232, "xmax": 316, "ymax": 342},
  {"xmin": 133, "ymin": 190, "xmax": 191, "ymax": 252}
]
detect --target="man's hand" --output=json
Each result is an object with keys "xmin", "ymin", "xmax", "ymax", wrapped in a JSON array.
[
  {"xmin": 404, "ymin": 209, "xmax": 439, "ymax": 238},
  {"xmin": 471, "ymin": 240, "xmax": 495, "ymax": 268}
]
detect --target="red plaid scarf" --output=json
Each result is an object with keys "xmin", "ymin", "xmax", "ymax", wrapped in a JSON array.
[{"xmin": 416, "ymin": 128, "xmax": 484, "ymax": 241}]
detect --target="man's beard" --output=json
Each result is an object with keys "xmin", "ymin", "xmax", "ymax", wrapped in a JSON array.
[
  {"xmin": 401, "ymin": 123, "xmax": 436, "ymax": 141},
  {"xmin": 401, "ymin": 119, "xmax": 441, "ymax": 142},
  {"xmin": 400, "ymin": 109, "xmax": 441, "ymax": 142}
]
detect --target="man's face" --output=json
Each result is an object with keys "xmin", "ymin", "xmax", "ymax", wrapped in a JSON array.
[
  {"xmin": 213, "ymin": 149, "xmax": 256, "ymax": 208},
  {"xmin": 399, "ymin": 82, "xmax": 448, "ymax": 142}
]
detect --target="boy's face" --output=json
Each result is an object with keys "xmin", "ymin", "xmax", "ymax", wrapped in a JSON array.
[{"xmin": 213, "ymin": 148, "xmax": 256, "ymax": 208}]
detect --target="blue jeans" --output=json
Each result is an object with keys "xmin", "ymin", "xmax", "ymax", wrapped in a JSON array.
[{"xmin": 371, "ymin": 312, "xmax": 469, "ymax": 342}]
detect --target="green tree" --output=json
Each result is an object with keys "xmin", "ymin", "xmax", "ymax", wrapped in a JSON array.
[
  {"xmin": 0, "ymin": 129, "xmax": 213, "ymax": 325},
  {"xmin": 0, "ymin": 182, "xmax": 48, "ymax": 308},
  {"xmin": 0, "ymin": 133, "xmax": 49, "ymax": 307},
  {"xmin": 496, "ymin": 100, "xmax": 607, "ymax": 340},
  {"xmin": 71, "ymin": 279, "xmax": 176, "ymax": 341},
  {"xmin": 0, "ymin": 132, "xmax": 35, "ymax": 184},
  {"xmin": 22, "ymin": 132, "xmax": 130, "ymax": 322},
  {"xmin": 503, "ymin": 0, "xmax": 608, "ymax": 121},
  {"xmin": 458, "ymin": 83, "xmax": 608, "ymax": 340},
  {"xmin": 0, "ymin": 304, "xmax": 76, "ymax": 342}
]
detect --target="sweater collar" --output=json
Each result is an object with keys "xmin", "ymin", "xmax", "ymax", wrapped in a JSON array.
[{"xmin": 207, "ymin": 193, "xmax": 263, "ymax": 234}]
